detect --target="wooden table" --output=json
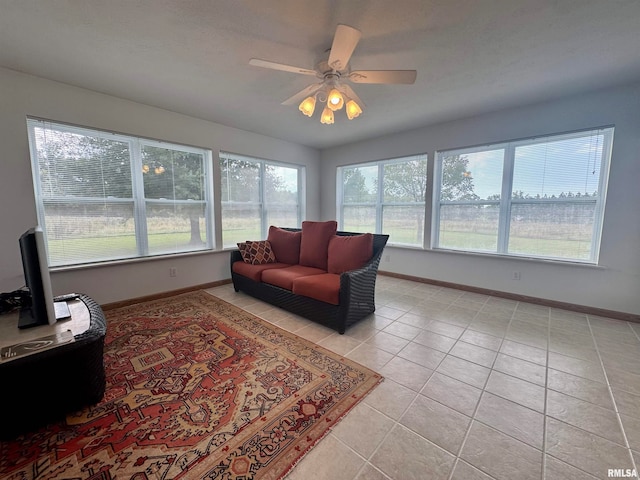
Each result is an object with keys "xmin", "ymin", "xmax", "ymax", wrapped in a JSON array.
[{"xmin": 0, "ymin": 298, "xmax": 91, "ymax": 348}]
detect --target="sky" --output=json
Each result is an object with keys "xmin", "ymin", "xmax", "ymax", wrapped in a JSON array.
[
  {"xmin": 464, "ymin": 132, "xmax": 606, "ymax": 200},
  {"xmin": 343, "ymin": 130, "xmax": 610, "ymax": 201}
]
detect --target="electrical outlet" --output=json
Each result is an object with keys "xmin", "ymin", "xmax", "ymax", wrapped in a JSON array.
[
  {"xmin": 512, "ymin": 271, "xmax": 520, "ymax": 280},
  {"xmin": 169, "ymin": 267, "xmax": 177, "ymax": 277}
]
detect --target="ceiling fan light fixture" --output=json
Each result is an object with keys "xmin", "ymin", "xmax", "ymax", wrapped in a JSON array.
[
  {"xmin": 251, "ymin": 24, "xmax": 416, "ymax": 126},
  {"xmin": 327, "ymin": 88, "xmax": 344, "ymax": 111},
  {"xmin": 346, "ymin": 99, "xmax": 363, "ymax": 120},
  {"xmin": 320, "ymin": 106, "xmax": 334, "ymax": 124},
  {"xmin": 298, "ymin": 96, "xmax": 316, "ymax": 117}
]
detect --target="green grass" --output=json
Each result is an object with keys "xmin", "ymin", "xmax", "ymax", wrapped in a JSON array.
[
  {"xmin": 49, "ymin": 231, "xmax": 208, "ymax": 265},
  {"xmin": 385, "ymin": 228, "xmax": 424, "ymax": 246},
  {"xmin": 439, "ymin": 230, "xmax": 591, "ymax": 259},
  {"xmin": 222, "ymin": 226, "xmax": 262, "ymax": 248},
  {"xmin": 438, "ymin": 231, "xmax": 497, "ymax": 251},
  {"xmin": 48, "ymin": 220, "xmax": 592, "ymax": 266}
]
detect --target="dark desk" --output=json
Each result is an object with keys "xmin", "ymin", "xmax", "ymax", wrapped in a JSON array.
[{"xmin": 0, "ymin": 295, "xmax": 106, "ymax": 439}]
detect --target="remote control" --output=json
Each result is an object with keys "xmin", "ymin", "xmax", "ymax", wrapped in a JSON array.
[{"xmin": 54, "ymin": 293, "xmax": 80, "ymax": 302}]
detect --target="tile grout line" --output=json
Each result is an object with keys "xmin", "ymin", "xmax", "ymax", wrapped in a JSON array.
[
  {"xmin": 324, "ymin": 284, "xmax": 456, "ymax": 479},
  {"xmin": 224, "ymin": 283, "xmax": 638, "ymax": 480},
  {"xmin": 354, "ymin": 359, "xmax": 440, "ymax": 479},
  {"xmin": 445, "ymin": 299, "xmax": 517, "ymax": 480},
  {"xmin": 353, "ymin": 292, "xmax": 492, "ymax": 480},
  {"xmin": 325, "ymin": 432, "xmax": 380, "ymax": 480},
  {"xmin": 541, "ymin": 304, "xmax": 551, "ymax": 480},
  {"xmin": 586, "ymin": 314, "xmax": 639, "ymax": 476}
]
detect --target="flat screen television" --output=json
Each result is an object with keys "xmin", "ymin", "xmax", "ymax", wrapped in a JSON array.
[{"xmin": 18, "ymin": 227, "xmax": 56, "ymax": 329}]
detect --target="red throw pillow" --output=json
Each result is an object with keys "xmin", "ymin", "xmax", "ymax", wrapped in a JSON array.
[
  {"xmin": 267, "ymin": 226, "xmax": 302, "ymax": 264},
  {"xmin": 327, "ymin": 233, "xmax": 374, "ymax": 274},
  {"xmin": 299, "ymin": 220, "xmax": 337, "ymax": 270},
  {"xmin": 244, "ymin": 240, "xmax": 276, "ymax": 265}
]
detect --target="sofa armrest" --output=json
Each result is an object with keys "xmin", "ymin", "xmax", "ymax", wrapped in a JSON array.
[
  {"xmin": 230, "ymin": 249, "xmax": 243, "ymax": 267},
  {"xmin": 338, "ymin": 242, "xmax": 385, "ymax": 310}
]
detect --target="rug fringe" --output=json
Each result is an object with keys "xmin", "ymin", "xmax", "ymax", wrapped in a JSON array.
[{"xmin": 278, "ymin": 376, "xmax": 385, "ymax": 480}]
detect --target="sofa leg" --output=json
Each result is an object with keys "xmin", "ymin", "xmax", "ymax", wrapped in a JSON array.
[
  {"xmin": 233, "ymin": 286, "xmax": 240, "ymax": 292},
  {"xmin": 338, "ymin": 327, "xmax": 346, "ymax": 335}
]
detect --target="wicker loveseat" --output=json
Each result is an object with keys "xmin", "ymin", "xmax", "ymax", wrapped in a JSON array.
[{"xmin": 230, "ymin": 222, "xmax": 388, "ymax": 334}]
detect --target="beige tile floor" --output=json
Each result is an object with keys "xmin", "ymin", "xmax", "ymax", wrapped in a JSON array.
[{"xmin": 206, "ymin": 276, "xmax": 640, "ymax": 480}]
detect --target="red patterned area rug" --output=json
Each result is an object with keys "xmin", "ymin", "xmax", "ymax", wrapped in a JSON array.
[{"xmin": 0, "ymin": 291, "xmax": 382, "ymax": 480}]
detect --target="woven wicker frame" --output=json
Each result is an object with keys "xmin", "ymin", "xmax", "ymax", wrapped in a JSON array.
[
  {"xmin": 0, "ymin": 294, "xmax": 106, "ymax": 440},
  {"xmin": 231, "ymin": 230, "xmax": 389, "ymax": 334}
]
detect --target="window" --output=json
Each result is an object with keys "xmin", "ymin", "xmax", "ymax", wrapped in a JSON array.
[
  {"xmin": 337, "ymin": 154, "xmax": 428, "ymax": 246},
  {"xmin": 433, "ymin": 127, "xmax": 613, "ymax": 262},
  {"xmin": 220, "ymin": 152, "xmax": 304, "ymax": 248},
  {"xmin": 27, "ymin": 119, "xmax": 213, "ymax": 267}
]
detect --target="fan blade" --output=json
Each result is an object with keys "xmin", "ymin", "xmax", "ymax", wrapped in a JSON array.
[
  {"xmin": 281, "ymin": 83, "xmax": 323, "ymax": 106},
  {"xmin": 328, "ymin": 24, "xmax": 362, "ymax": 71},
  {"xmin": 249, "ymin": 58, "xmax": 317, "ymax": 76},
  {"xmin": 348, "ymin": 70, "xmax": 417, "ymax": 84},
  {"xmin": 341, "ymin": 84, "xmax": 366, "ymax": 109}
]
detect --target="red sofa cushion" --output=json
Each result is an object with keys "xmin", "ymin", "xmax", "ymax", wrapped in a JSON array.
[
  {"xmin": 267, "ymin": 226, "xmax": 302, "ymax": 264},
  {"xmin": 262, "ymin": 265, "xmax": 326, "ymax": 291},
  {"xmin": 232, "ymin": 261, "xmax": 291, "ymax": 282},
  {"xmin": 292, "ymin": 273, "xmax": 340, "ymax": 306},
  {"xmin": 299, "ymin": 220, "xmax": 337, "ymax": 270},
  {"xmin": 327, "ymin": 233, "xmax": 374, "ymax": 274}
]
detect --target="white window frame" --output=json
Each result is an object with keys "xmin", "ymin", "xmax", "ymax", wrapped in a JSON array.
[
  {"xmin": 27, "ymin": 118, "xmax": 214, "ymax": 266},
  {"xmin": 337, "ymin": 154, "xmax": 428, "ymax": 247},
  {"xmin": 219, "ymin": 152, "xmax": 305, "ymax": 246},
  {"xmin": 432, "ymin": 127, "xmax": 614, "ymax": 263}
]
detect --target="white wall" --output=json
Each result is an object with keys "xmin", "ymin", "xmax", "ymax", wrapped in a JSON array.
[
  {"xmin": 320, "ymin": 82, "xmax": 640, "ymax": 315},
  {"xmin": 0, "ymin": 67, "xmax": 320, "ymax": 304},
  {"xmin": 3, "ymin": 66, "xmax": 638, "ymax": 314}
]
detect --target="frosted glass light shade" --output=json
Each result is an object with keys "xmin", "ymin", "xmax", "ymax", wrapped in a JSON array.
[
  {"xmin": 327, "ymin": 89, "xmax": 344, "ymax": 111},
  {"xmin": 298, "ymin": 96, "xmax": 316, "ymax": 117},
  {"xmin": 346, "ymin": 100, "xmax": 363, "ymax": 120},
  {"xmin": 320, "ymin": 106, "xmax": 334, "ymax": 124}
]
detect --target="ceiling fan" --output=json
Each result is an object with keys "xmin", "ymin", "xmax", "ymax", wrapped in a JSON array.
[{"xmin": 249, "ymin": 24, "xmax": 417, "ymax": 124}]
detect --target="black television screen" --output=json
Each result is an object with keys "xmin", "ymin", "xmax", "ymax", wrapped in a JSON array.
[{"xmin": 18, "ymin": 227, "xmax": 56, "ymax": 329}]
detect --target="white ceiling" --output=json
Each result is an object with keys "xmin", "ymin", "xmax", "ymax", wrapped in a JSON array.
[{"xmin": 1, "ymin": 0, "xmax": 640, "ymax": 149}]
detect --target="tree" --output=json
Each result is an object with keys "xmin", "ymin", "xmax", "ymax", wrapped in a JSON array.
[
  {"xmin": 220, "ymin": 158, "xmax": 260, "ymax": 203},
  {"xmin": 440, "ymin": 155, "xmax": 478, "ymax": 201},
  {"xmin": 343, "ymin": 168, "xmax": 371, "ymax": 203},
  {"xmin": 382, "ymin": 158, "xmax": 428, "ymax": 242},
  {"xmin": 142, "ymin": 145, "xmax": 206, "ymax": 245},
  {"xmin": 35, "ymin": 130, "xmax": 134, "ymax": 239},
  {"xmin": 36, "ymin": 130, "xmax": 132, "ymax": 199}
]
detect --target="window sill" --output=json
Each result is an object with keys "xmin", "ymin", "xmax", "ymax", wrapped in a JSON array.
[
  {"xmin": 50, "ymin": 248, "xmax": 226, "ymax": 273},
  {"xmin": 385, "ymin": 244, "xmax": 606, "ymax": 269}
]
